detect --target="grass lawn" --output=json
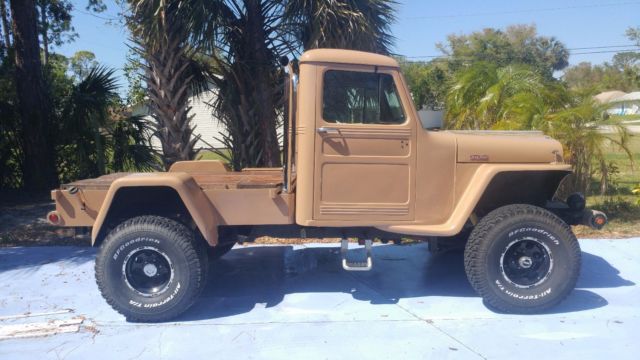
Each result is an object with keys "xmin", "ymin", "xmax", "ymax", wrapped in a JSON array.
[
  {"xmin": 196, "ymin": 149, "xmax": 230, "ymax": 161},
  {"xmin": 603, "ymin": 132, "xmax": 639, "ymax": 187},
  {"xmin": 602, "ymin": 114, "xmax": 640, "ymax": 125}
]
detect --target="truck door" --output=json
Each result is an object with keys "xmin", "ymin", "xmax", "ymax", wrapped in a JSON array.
[{"xmin": 313, "ymin": 66, "xmax": 416, "ymax": 221}]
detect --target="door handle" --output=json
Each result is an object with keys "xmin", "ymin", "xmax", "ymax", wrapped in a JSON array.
[{"xmin": 317, "ymin": 127, "xmax": 339, "ymax": 134}]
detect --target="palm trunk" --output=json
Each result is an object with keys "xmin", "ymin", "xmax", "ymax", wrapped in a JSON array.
[
  {"xmin": 9, "ymin": 0, "xmax": 56, "ymax": 191},
  {"xmin": 143, "ymin": 36, "xmax": 197, "ymax": 169},
  {"xmin": 244, "ymin": 0, "xmax": 280, "ymax": 167}
]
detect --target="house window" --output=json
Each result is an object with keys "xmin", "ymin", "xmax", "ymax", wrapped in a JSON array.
[{"xmin": 322, "ymin": 70, "xmax": 405, "ymax": 124}]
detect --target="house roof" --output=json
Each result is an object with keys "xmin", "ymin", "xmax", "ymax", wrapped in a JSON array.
[
  {"xmin": 593, "ymin": 90, "xmax": 626, "ymax": 103},
  {"xmin": 616, "ymin": 91, "xmax": 640, "ymax": 102},
  {"xmin": 300, "ymin": 49, "xmax": 399, "ymax": 68}
]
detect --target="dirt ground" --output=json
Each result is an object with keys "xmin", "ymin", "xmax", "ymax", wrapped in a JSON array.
[{"xmin": 1, "ymin": 199, "xmax": 638, "ymax": 248}]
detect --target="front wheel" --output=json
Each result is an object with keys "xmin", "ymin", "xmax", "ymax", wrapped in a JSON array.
[
  {"xmin": 95, "ymin": 216, "xmax": 208, "ymax": 322},
  {"xmin": 464, "ymin": 204, "xmax": 581, "ymax": 313}
]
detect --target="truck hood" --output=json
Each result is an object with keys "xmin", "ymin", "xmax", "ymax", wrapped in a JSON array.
[{"xmin": 453, "ymin": 131, "xmax": 563, "ymax": 164}]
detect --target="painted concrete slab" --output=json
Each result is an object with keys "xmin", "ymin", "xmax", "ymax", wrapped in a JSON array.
[{"xmin": 0, "ymin": 239, "xmax": 638, "ymax": 359}]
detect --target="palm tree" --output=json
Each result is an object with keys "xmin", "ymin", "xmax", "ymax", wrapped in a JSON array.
[
  {"xmin": 126, "ymin": 0, "xmax": 212, "ymax": 169},
  {"xmin": 207, "ymin": 0, "xmax": 398, "ymax": 170},
  {"xmin": 446, "ymin": 62, "xmax": 547, "ymax": 129},
  {"xmin": 125, "ymin": 0, "xmax": 398, "ymax": 170},
  {"xmin": 57, "ymin": 66, "xmax": 158, "ymax": 182},
  {"xmin": 537, "ymin": 99, "xmax": 633, "ymax": 195},
  {"xmin": 284, "ymin": 0, "xmax": 396, "ymax": 53}
]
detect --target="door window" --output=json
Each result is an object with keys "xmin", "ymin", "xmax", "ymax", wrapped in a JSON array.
[{"xmin": 322, "ymin": 70, "xmax": 405, "ymax": 124}]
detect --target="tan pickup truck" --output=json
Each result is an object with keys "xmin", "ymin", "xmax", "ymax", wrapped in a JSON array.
[{"xmin": 47, "ymin": 49, "xmax": 607, "ymax": 322}]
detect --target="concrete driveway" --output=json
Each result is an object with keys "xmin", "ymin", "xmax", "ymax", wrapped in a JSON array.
[{"xmin": 0, "ymin": 239, "xmax": 638, "ymax": 359}]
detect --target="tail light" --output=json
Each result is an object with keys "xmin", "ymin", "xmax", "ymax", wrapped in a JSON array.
[{"xmin": 47, "ymin": 211, "xmax": 61, "ymax": 225}]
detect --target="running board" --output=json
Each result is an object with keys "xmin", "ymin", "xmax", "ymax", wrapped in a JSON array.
[{"xmin": 340, "ymin": 238, "xmax": 373, "ymax": 271}]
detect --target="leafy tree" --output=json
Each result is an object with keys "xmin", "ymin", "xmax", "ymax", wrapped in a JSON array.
[
  {"xmin": 69, "ymin": 50, "xmax": 98, "ymax": 80},
  {"xmin": 400, "ymin": 60, "xmax": 449, "ymax": 110},
  {"xmin": 563, "ymin": 62, "xmax": 640, "ymax": 93},
  {"xmin": 437, "ymin": 24, "xmax": 569, "ymax": 78},
  {"xmin": 37, "ymin": 0, "xmax": 76, "ymax": 65}
]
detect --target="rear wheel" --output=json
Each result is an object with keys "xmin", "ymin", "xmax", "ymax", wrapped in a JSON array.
[
  {"xmin": 464, "ymin": 204, "xmax": 581, "ymax": 313},
  {"xmin": 95, "ymin": 216, "xmax": 208, "ymax": 322}
]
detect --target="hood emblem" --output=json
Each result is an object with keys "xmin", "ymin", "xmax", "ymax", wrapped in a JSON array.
[{"xmin": 470, "ymin": 154, "xmax": 489, "ymax": 162}]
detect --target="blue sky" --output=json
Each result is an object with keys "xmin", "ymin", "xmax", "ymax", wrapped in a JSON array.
[{"xmin": 59, "ymin": 0, "xmax": 640, "ymax": 88}]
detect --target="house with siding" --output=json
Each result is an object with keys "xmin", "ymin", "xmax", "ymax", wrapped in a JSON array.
[{"xmin": 130, "ymin": 89, "xmax": 228, "ymax": 151}]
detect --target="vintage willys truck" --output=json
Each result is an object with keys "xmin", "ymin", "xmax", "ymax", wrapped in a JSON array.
[{"xmin": 48, "ymin": 49, "xmax": 607, "ymax": 322}]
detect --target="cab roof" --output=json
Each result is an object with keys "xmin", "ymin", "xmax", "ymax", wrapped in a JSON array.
[{"xmin": 300, "ymin": 49, "xmax": 399, "ymax": 68}]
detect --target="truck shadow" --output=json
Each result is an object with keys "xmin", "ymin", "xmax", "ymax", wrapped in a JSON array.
[{"xmin": 180, "ymin": 243, "xmax": 634, "ymax": 321}]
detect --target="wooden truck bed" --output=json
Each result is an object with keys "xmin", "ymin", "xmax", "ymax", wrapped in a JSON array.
[
  {"xmin": 52, "ymin": 163, "xmax": 293, "ymax": 229},
  {"xmin": 61, "ymin": 170, "xmax": 284, "ymax": 191}
]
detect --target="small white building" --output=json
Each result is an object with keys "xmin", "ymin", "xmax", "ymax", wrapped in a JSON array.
[
  {"xmin": 612, "ymin": 92, "xmax": 640, "ymax": 116},
  {"xmin": 595, "ymin": 90, "xmax": 640, "ymax": 116},
  {"xmin": 130, "ymin": 89, "xmax": 228, "ymax": 151}
]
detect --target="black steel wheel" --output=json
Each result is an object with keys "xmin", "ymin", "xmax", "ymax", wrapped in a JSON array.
[
  {"xmin": 95, "ymin": 216, "xmax": 208, "ymax": 322},
  {"xmin": 464, "ymin": 204, "xmax": 581, "ymax": 313}
]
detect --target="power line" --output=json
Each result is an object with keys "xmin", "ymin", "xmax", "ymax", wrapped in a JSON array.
[{"xmin": 405, "ymin": 1, "xmax": 640, "ymax": 20}]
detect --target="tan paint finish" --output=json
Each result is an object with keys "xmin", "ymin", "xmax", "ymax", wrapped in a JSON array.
[
  {"xmin": 169, "ymin": 160, "xmax": 230, "ymax": 173},
  {"xmin": 300, "ymin": 49, "xmax": 400, "ymax": 68},
  {"xmin": 376, "ymin": 163, "xmax": 572, "ymax": 236},
  {"xmin": 456, "ymin": 133, "xmax": 563, "ymax": 163},
  {"xmin": 51, "ymin": 189, "xmax": 106, "ymax": 226},
  {"xmin": 91, "ymin": 172, "xmax": 222, "ymax": 245},
  {"xmin": 49, "ymin": 48, "xmax": 577, "ymax": 245},
  {"xmin": 203, "ymin": 189, "xmax": 294, "ymax": 225}
]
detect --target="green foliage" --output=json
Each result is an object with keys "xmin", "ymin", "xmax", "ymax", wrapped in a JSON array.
[
  {"xmin": 446, "ymin": 62, "xmax": 551, "ymax": 129},
  {"xmin": 69, "ymin": 50, "xmax": 98, "ymax": 80},
  {"xmin": 437, "ymin": 24, "xmax": 569, "ymax": 78},
  {"xmin": 284, "ymin": 0, "xmax": 396, "ymax": 54},
  {"xmin": 400, "ymin": 60, "xmax": 449, "ymax": 110},
  {"xmin": 56, "ymin": 66, "xmax": 159, "ymax": 182},
  {"xmin": 539, "ymin": 99, "xmax": 633, "ymax": 195},
  {"xmin": 563, "ymin": 61, "xmax": 640, "ymax": 93},
  {"xmin": 37, "ymin": 0, "xmax": 77, "ymax": 49},
  {"xmin": 592, "ymin": 196, "xmax": 639, "ymax": 219}
]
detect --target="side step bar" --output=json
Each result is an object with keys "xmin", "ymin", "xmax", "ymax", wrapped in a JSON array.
[{"xmin": 340, "ymin": 238, "xmax": 373, "ymax": 271}]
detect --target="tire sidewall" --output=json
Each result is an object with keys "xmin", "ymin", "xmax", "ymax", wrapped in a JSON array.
[
  {"xmin": 99, "ymin": 228, "xmax": 193, "ymax": 318},
  {"xmin": 483, "ymin": 217, "xmax": 576, "ymax": 308}
]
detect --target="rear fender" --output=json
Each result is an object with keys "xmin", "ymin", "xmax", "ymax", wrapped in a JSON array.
[{"xmin": 91, "ymin": 173, "xmax": 221, "ymax": 246}]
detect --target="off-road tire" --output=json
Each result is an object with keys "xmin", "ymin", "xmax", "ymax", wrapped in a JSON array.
[
  {"xmin": 95, "ymin": 216, "xmax": 208, "ymax": 322},
  {"xmin": 207, "ymin": 242, "xmax": 235, "ymax": 260},
  {"xmin": 464, "ymin": 204, "xmax": 581, "ymax": 313}
]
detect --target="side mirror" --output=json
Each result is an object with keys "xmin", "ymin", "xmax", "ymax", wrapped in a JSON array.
[{"xmin": 418, "ymin": 110, "xmax": 444, "ymax": 130}]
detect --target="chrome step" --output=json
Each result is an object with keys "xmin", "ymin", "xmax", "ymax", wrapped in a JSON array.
[{"xmin": 340, "ymin": 238, "xmax": 373, "ymax": 271}]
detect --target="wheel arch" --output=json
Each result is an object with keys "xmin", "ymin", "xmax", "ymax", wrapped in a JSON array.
[
  {"xmin": 472, "ymin": 170, "xmax": 570, "ymax": 218},
  {"xmin": 91, "ymin": 173, "xmax": 221, "ymax": 247}
]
